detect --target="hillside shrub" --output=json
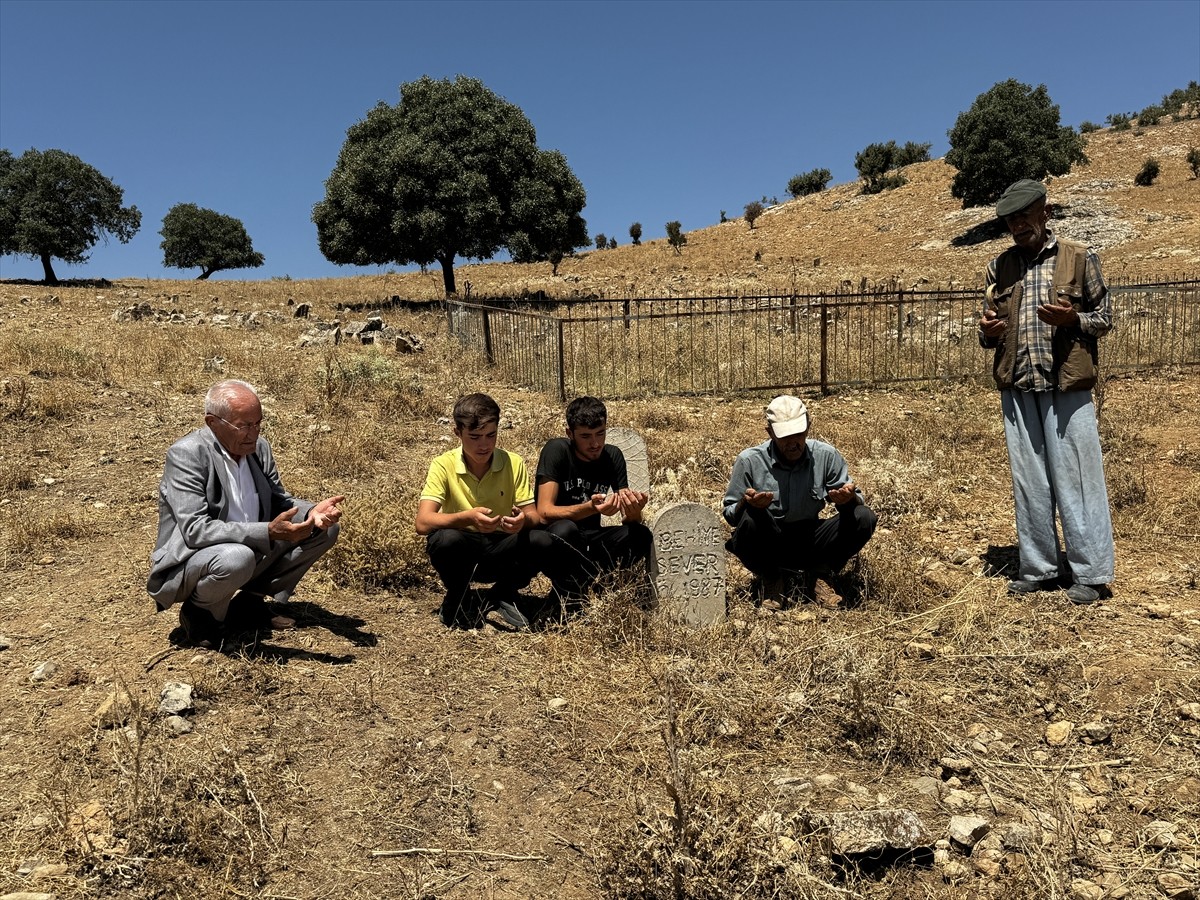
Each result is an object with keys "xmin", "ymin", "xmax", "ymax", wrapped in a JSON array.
[
  {"xmin": 608, "ymin": 236, "xmax": 617, "ymax": 250},
  {"xmin": 743, "ymin": 201, "xmax": 764, "ymax": 229},
  {"xmin": 1134, "ymin": 158, "xmax": 1160, "ymax": 187},
  {"xmin": 787, "ymin": 168, "xmax": 832, "ymax": 198},
  {"xmin": 1160, "ymin": 81, "xmax": 1200, "ymax": 118},
  {"xmin": 665, "ymin": 221, "xmax": 686, "ymax": 254},
  {"xmin": 855, "ymin": 140, "xmax": 930, "ymax": 195},
  {"xmin": 629, "ymin": 222, "xmax": 642, "ymax": 245},
  {"xmin": 595, "ymin": 233, "xmax": 607, "ymax": 250},
  {"xmin": 1080, "ymin": 121, "xmax": 1100, "ymax": 134},
  {"xmin": 1106, "ymin": 112, "xmax": 1133, "ymax": 131},
  {"xmin": 1137, "ymin": 104, "xmax": 1165, "ymax": 127},
  {"xmin": 1187, "ymin": 146, "xmax": 1200, "ymax": 178}
]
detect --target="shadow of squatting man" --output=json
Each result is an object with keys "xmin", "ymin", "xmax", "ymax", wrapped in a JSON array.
[
  {"xmin": 722, "ymin": 395, "xmax": 876, "ymax": 607},
  {"xmin": 979, "ymin": 178, "xmax": 1114, "ymax": 606}
]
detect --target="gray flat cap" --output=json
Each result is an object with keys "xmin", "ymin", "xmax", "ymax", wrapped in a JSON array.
[{"xmin": 996, "ymin": 179, "xmax": 1047, "ymax": 217}]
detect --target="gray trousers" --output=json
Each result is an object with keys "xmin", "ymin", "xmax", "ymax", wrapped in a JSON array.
[
  {"xmin": 1001, "ymin": 389, "xmax": 1113, "ymax": 585},
  {"xmin": 176, "ymin": 525, "xmax": 339, "ymax": 621}
]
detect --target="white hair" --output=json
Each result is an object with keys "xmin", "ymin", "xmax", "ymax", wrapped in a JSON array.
[{"xmin": 204, "ymin": 379, "xmax": 259, "ymax": 418}]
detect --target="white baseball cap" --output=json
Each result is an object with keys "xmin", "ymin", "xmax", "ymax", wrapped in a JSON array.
[{"xmin": 766, "ymin": 395, "xmax": 809, "ymax": 438}]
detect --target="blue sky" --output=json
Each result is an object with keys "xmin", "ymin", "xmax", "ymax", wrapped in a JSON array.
[{"xmin": 1, "ymin": 0, "xmax": 1197, "ymax": 282}]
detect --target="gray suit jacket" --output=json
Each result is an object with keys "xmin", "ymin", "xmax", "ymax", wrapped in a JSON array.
[{"xmin": 146, "ymin": 427, "xmax": 314, "ymax": 608}]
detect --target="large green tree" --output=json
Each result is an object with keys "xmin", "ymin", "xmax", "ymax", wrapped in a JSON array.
[
  {"xmin": 946, "ymin": 80, "xmax": 1086, "ymax": 208},
  {"xmin": 313, "ymin": 75, "xmax": 588, "ymax": 295},
  {"xmin": 0, "ymin": 148, "xmax": 141, "ymax": 285},
  {"xmin": 160, "ymin": 203, "xmax": 265, "ymax": 279}
]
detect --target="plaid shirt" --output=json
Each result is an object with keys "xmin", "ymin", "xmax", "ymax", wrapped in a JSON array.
[{"xmin": 984, "ymin": 231, "xmax": 1112, "ymax": 392}]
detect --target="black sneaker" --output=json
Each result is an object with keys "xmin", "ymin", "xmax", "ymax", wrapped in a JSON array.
[
  {"xmin": 1007, "ymin": 579, "xmax": 1058, "ymax": 595},
  {"xmin": 439, "ymin": 592, "xmax": 483, "ymax": 630},
  {"xmin": 1066, "ymin": 584, "xmax": 1101, "ymax": 605}
]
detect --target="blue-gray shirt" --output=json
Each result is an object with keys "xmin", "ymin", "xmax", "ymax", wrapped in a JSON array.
[{"xmin": 722, "ymin": 439, "xmax": 858, "ymax": 525}]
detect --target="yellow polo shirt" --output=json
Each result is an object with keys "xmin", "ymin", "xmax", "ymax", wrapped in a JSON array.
[{"xmin": 420, "ymin": 447, "xmax": 534, "ymax": 529}]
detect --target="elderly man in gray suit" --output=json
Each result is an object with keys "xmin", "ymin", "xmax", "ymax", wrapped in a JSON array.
[{"xmin": 148, "ymin": 379, "xmax": 345, "ymax": 648}]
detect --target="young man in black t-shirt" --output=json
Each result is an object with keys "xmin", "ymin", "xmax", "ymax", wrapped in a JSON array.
[{"xmin": 535, "ymin": 397, "xmax": 651, "ymax": 609}]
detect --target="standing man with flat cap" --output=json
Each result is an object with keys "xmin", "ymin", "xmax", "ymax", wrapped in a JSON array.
[
  {"xmin": 722, "ymin": 395, "xmax": 876, "ymax": 607},
  {"xmin": 979, "ymin": 179, "xmax": 1114, "ymax": 604}
]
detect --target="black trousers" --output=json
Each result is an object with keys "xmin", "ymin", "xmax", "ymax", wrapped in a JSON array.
[
  {"xmin": 726, "ymin": 503, "xmax": 876, "ymax": 577},
  {"xmin": 544, "ymin": 519, "xmax": 653, "ymax": 596},
  {"xmin": 426, "ymin": 528, "xmax": 553, "ymax": 616}
]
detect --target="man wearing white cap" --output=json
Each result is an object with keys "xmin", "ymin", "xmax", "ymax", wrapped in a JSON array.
[
  {"xmin": 722, "ymin": 395, "xmax": 876, "ymax": 606},
  {"xmin": 979, "ymin": 179, "xmax": 1114, "ymax": 605}
]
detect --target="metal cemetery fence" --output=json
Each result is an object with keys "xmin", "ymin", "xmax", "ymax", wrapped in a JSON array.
[{"xmin": 446, "ymin": 278, "xmax": 1200, "ymax": 400}]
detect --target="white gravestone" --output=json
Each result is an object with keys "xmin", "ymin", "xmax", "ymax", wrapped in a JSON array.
[
  {"xmin": 651, "ymin": 502, "xmax": 727, "ymax": 627},
  {"xmin": 604, "ymin": 427, "xmax": 651, "ymax": 526},
  {"xmin": 606, "ymin": 427, "xmax": 650, "ymax": 494}
]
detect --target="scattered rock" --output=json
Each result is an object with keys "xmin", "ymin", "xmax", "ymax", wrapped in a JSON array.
[
  {"xmin": 0, "ymin": 635, "xmax": 10, "ymax": 650},
  {"xmin": 158, "ymin": 682, "xmax": 194, "ymax": 716},
  {"xmin": 942, "ymin": 788, "xmax": 976, "ymax": 810},
  {"xmin": 1157, "ymin": 872, "xmax": 1196, "ymax": 899},
  {"xmin": 1069, "ymin": 879, "xmax": 1105, "ymax": 900},
  {"xmin": 1179, "ymin": 702, "xmax": 1200, "ymax": 721},
  {"xmin": 1079, "ymin": 721, "xmax": 1113, "ymax": 744},
  {"xmin": 1045, "ymin": 720, "xmax": 1074, "ymax": 746},
  {"xmin": 826, "ymin": 809, "xmax": 931, "ymax": 857},
  {"xmin": 546, "ymin": 697, "xmax": 569, "ymax": 715},
  {"xmin": 294, "ymin": 303, "xmax": 311, "ymax": 318},
  {"xmin": 997, "ymin": 822, "xmax": 1041, "ymax": 850},
  {"xmin": 1142, "ymin": 820, "xmax": 1179, "ymax": 849},
  {"xmin": 947, "ymin": 814, "xmax": 990, "ymax": 848},
  {"xmin": 939, "ymin": 756, "xmax": 973, "ymax": 777},
  {"xmin": 30, "ymin": 661, "xmax": 57, "ymax": 683},
  {"xmin": 164, "ymin": 715, "xmax": 193, "ymax": 736}
]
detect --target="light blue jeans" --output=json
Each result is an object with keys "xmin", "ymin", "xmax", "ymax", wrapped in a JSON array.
[{"xmin": 1001, "ymin": 389, "xmax": 1114, "ymax": 586}]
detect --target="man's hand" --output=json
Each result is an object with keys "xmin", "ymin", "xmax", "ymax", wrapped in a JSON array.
[
  {"xmin": 979, "ymin": 308, "xmax": 1006, "ymax": 338},
  {"xmin": 468, "ymin": 507, "xmax": 503, "ymax": 533},
  {"xmin": 615, "ymin": 488, "xmax": 648, "ymax": 517},
  {"xmin": 1037, "ymin": 292, "xmax": 1079, "ymax": 326},
  {"xmin": 268, "ymin": 507, "xmax": 312, "ymax": 543},
  {"xmin": 591, "ymin": 492, "xmax": 622, "ymax": 517},
  {"xmin": 309, "ymin": 495, "xmax": 346, "ymax": 530},
  {"xmin": 826, "ymin": 482, "xmax": 858, "ymax": 505},
  {"xmin": 743, "ymin": 487, "xmax": 774, "ymax": 509},
  {"xmin": 498, "ymin": 506, "xmax": 525, "ymax": 534}
]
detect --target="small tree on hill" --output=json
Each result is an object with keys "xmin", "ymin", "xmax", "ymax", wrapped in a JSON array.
[
  {"xmin": 1106, "ymin": 112, "xmax": 1134, "ymax": 131},
  {"xmin": 0, "ymin": 147, "xmax": 141, "ymax": 285},
  {"xmin": 1134, "ymin": 158, "xmax": 1160, "ymax": 187},
  {"xmin": 787, "ymin": 168, "xmax": 832, "ymax": 198},
  {"xmin": 608, "ymin": 236, "xmax": 617, "ymax": 250},
  {"xmin": 1187, "ymin": 147, "xmax": 1200, "ymax": 178},
  {"xmin": 665, "ymin": 221, "xmax": 686, "ymax": 255},
  {"xmin": 946, "ymin": 80, "xmax": 1086, "ymax": 208},
  {"xmin": 160, "ymin": 203, "xmax": 264, "ymax": 279},
  {"xmin": 629, "ymin": 222, "xmax": 642, "ymax": 245},
  {"xmin": 855, "ymin": 140, "xmax": 928, "ymax": 194},
  {"xmin": 744, "ymin": 201, "xmax": 764, "ymax": 229},
  {"xmin": 595, "ymin": 233, "xmax": 607, "ymax": 251}
]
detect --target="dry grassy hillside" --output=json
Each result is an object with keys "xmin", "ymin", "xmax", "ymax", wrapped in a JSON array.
[
  {"xmin": 368, "ymin": 117, "xmax": 1198, "ymax": 302},
  {"xmin": 0, "ymin": 117, "xmax": 1198, "ymax": 900}
]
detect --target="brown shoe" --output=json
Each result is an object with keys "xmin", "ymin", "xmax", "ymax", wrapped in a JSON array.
[
  {"xmin": 268, "ymin": 612, "xmax": 296, "ymax": 630},
  {"xmin": 800, "ymin": 573, "xmax": 845, "ymax": 609}
]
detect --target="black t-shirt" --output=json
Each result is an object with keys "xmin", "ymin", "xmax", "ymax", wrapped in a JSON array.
[{"xmin": 535, "ymin": 437, "xmax": 628, "ymax": 530}]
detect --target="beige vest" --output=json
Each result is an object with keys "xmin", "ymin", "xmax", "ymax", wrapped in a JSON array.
[{"xmin": 986, "ymin": 237, "xmax": 1097, "ymax": 392}]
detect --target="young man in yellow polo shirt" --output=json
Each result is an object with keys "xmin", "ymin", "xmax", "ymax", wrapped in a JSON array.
[{"xmin": 416, "ymin": 393, "xmax": 552, "ymax": 630}]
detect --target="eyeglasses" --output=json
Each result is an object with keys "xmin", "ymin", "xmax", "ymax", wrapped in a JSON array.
[{"xmin": 213, "ymin": 415, "xmax": 263, "ymax": 434}]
